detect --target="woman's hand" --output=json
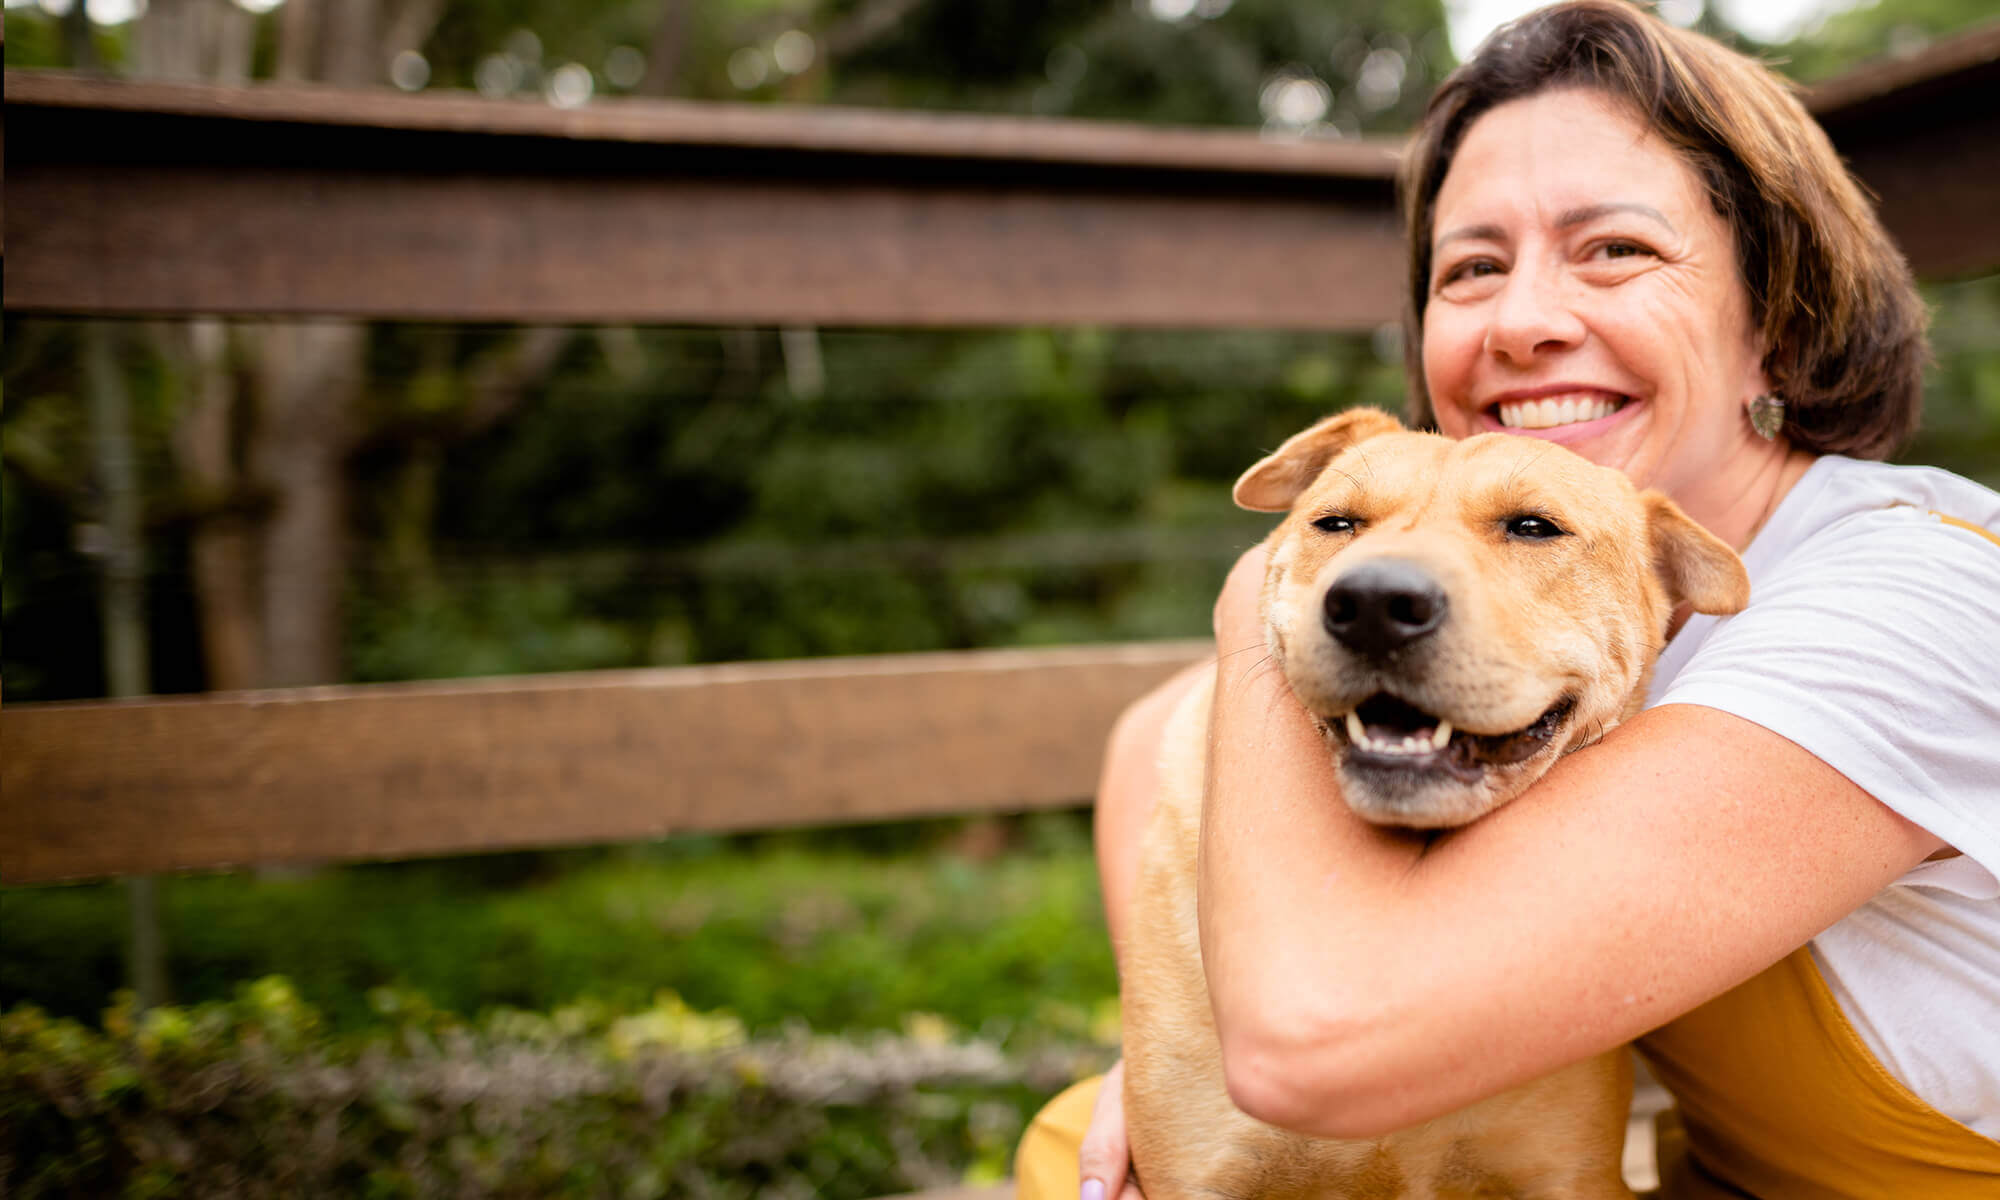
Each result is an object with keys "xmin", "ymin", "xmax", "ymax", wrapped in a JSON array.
[{"xmin": 1079, "ymin": 1059, "xmax": 1145, "ymax": 1200}]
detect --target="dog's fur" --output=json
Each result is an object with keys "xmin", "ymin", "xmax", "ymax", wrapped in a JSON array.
[{"xmin": 1122, "ymin": 409, "xmax": 1750, "ymax": 1199}]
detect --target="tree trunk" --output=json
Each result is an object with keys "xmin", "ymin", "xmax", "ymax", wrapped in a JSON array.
[
  {"xmin": 640, "ymin": 0, "xmax": 695, "ymax": 96},
  {"xmin": 251, "ymin": 323, "xmax": 365, "ymax": 688},
  {"xmin": 85, "ymin": 323, "xmax": 170, "ymax": 1011},
  {"xmin": 169, "ymin": 321, "xmax": 264, "ymax": 691}
]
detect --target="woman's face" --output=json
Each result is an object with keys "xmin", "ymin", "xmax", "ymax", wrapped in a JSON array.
[{"xmin": 1421, "ymin": 88, "xmax": 1769, "ymax": 498}]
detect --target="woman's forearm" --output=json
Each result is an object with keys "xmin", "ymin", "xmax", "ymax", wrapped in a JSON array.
[{"xmin": 1196, "ymin": 642, "xmax": 1439, "ymax": 1133}]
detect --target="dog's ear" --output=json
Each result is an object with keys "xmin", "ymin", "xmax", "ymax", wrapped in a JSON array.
[
  {"xmin": 1233, "ymin": 408, "xmax": 1405, "ymax": 512},
  {"xmin": 1645, "ymin": 493, "xmax": 1751, "ymax": 615}
]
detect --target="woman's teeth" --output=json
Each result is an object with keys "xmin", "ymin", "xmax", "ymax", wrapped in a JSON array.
[{"xmin": 1495, "ymin": 394, "xmax": 1626, "ymax": 429}]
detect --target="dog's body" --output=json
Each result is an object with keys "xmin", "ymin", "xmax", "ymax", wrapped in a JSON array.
[{"xmin": 1122, "ymin": 410, "xmax": 1750, "ymax": 1199}]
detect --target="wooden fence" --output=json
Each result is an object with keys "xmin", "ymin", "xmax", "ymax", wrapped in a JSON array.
[{"xmin": 5, "ymin": 27, "xmax": 1998, "ymax": 885}]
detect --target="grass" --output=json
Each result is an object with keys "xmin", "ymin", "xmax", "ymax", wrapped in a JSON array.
[{"xmin": 1, "ymin": 813, "xmax": 1119, "ymax": 1047}]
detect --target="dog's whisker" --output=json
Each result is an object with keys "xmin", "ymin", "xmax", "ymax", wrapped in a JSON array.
[{"xmin": 1215, "ymin": 642, "xmax": 1270, "ymax": 665}]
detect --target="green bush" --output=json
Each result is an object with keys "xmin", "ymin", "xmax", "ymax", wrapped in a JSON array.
[
  {"xmin": 2, "ymin": 822, "xmax": 1117, "ymax": 1039},
  {"xmin": 1, "ymin": 979, "xmax": 1108, "ymax": 1199}
]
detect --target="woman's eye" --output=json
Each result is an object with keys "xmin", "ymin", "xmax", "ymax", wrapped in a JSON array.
[
  {"xmin": 1313, "ymin": 514, "xmax": 1357, "ymax": 534},
  {"xmin": 1595, "ymin": 240, "xmax": 1654, "ymax": 260},
  {"xmin": 1439, "ymin": 258, "xmax": 1502, "ymax": 287},
  {"xmin": 1505, "ymin": 514, "xmax": 1567, "ymax": 539}
]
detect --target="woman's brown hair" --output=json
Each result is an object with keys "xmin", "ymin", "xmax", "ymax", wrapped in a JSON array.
[{"xmin": 1399, "ymin": 0, "xmax": 1927, "ymax": 459}]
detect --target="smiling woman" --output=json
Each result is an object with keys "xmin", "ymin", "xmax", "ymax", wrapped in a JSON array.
[{"xmin": 1018, "ymin": 2, "xmax": 2000, "ymax": 1198}]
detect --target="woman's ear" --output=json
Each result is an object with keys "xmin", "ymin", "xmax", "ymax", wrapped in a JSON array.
[{"xmin": 1233, "ymin": 408, "xmax": 1404, "ymax": 512}]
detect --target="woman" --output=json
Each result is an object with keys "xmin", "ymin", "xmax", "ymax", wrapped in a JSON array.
[{"xmin": 1015, "ymin": 3, "xmax": 2000, "ymax": 1197}]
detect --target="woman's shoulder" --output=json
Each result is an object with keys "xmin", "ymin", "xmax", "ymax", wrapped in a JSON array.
[
  {"xmin": 1665, "ymin": 456, "xmax": 2000, "ymax": 655},
  {"xmin": 1758, "ymin": 455, "xmax": 2000, "ymax": 563},
  {"xmin": 1708, "ymin": 456, "xmax": 2000, "ymax": 627}
]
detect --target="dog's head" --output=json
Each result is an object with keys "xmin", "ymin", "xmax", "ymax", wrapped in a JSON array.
[{"xmin": 1234, "ymin": 407, "xmax": 1749, "ymax": 828}]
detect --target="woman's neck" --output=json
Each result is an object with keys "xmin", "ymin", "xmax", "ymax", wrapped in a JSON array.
[
  {"xmin": 1680, "ymin": 445, "xmax": 1819, "ymax": 555},
  {"xmin": 1662, "ymin": 444, "xmax": 1815, "ymax": 640}
]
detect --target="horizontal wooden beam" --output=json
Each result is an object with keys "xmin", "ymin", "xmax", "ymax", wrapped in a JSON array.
[
  {"xmin": 0, "ymin": 641, "xmax": 1209, "ymax": 885},
  {"xmin": 0, "ymin": 72, "xmax": 1405, "ymax": 329},
  {"xmin": 1802, "ymin": 22, "xmax": 2000, "ymax": 281},
  {"xmin": 8, "ymin": 22, "xmax": 1998, "ymax": 332}
]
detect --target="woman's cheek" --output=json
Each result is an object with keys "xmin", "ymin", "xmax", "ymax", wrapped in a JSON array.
[{"xmin": 1421, "ymin": 317, "xmax": 1479, "ymax": 435}]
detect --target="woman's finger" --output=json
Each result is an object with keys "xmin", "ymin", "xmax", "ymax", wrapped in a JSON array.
[{"xmin": 1078, "ymin": 1059, "xmax": 1139, "ymax": 1200}]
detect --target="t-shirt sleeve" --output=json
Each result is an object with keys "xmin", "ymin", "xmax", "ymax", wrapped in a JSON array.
[{"xmin": 1654, "ymin": 506, "xmax": 2000, "ymax": 884}]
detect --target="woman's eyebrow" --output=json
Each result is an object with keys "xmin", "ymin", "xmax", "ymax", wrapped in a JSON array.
[
  {"xmin": 1557, "ymin": 201, "xmax": 1675, "ymax": 232},
  {"xmin": 1433, "ymin": 203, "xmax": 1677, "ymax": 251},
  {"xmin": 1434, "ymin": 222, "xmax": 1504, "ymax": 250}
]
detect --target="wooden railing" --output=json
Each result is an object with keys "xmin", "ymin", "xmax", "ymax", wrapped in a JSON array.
[{"xmin": 1, "ymin": 642, "xmax": 1206, "ymax": 884}]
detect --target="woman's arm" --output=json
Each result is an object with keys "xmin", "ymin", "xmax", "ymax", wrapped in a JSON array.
[
  {"xmin": 1096, "ymin": 659, "xmax": 1211, "ymax": 968},
  {"xmin": 1079, "ymin": 661, "xmax": 1210, "ymax": 1200},
  {"xmin": 1197, "ymin": 546, "xmax": 1945, "ymax": 1139}
]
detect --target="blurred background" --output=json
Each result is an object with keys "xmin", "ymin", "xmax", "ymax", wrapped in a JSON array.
[{"xmin": 4, "ymin": 0, "xmax": 1997, "ymax": 1195}]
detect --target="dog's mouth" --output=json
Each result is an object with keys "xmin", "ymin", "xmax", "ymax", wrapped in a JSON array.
[{"xmin": 1325, "ymin": 692, "xmax": 1576, "ymax": 777}]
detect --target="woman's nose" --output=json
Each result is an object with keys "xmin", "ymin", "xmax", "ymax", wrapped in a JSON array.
[{"xmin": 1482, "ymin": 262, "xmax": 1586, "ymax": 363}]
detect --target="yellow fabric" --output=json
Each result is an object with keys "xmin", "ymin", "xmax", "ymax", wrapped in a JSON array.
[
  {"xmin": 1021, "ymin": 947, "xmax": 2000, "ymax": 1200},
  {"xmin": 1930, "ymin": 510, "xmax": 2000, "ymax": 549},
  {"xmin": 1638, "ymin": 946, "xmax": 2000, "ymax": 1198},
  {"xmin": 1015, "ymin": 1076, "xmax": 1103, "ymax": 1200}
]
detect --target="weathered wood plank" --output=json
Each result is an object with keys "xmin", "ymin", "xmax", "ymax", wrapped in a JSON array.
[
  {"xmin": 0, "ymin": 72, "xmax": 1406, "ymax": 180},
  {"xmin": 1, "ymin": 71, "xmax": 1405, "ymax": 329},
  {"xmin": 7, "ymin": 29, "xmax": 2000, "ymax": 327},
  {"xmin": 2, "ymin": 162, "xmax": 1405, "ymax": 329},
  {"xmin": 1, "ymin": 642, "xmax": 1209, "ymax": 885}
]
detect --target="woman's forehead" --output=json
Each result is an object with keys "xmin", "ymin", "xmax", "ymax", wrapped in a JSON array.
[{"xmin": 1433, "ymin": 89, "xmax": 1706, "ymax": 236}]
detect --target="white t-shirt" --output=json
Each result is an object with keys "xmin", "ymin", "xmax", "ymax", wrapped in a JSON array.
[{"xmin": 1646, "ymin": 454, "xmax": 2000, "ymax": 1138}]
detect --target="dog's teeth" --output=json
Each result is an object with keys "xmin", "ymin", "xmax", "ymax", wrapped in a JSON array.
[
  {"xmin": 1345, "ymin": 711, "xmax": 1366, "ymax": 744},
  {"xmin": 1432, "ymin": 720, "xmax": 1453, "ymax": 750}
]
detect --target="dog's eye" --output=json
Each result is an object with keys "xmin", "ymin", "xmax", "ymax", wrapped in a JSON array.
[
  {"xmin": 1313, "ymin": 514, "xmax": 1358, "ymax": 534},
  {"xmin": 1505, "ymin": 514, "xmax": 1567, "ymax": 540}
]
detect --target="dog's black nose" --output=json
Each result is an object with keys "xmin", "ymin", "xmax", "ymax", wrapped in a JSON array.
[{"xmin": 1324, "ymin": 561, "xmax": 1448, "ymax": 656}]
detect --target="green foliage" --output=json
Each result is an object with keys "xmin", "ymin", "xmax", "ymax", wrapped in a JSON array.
[
  {"xmin": 2, "ymin": 829, "xmax": 1117, "ymax": 1195},
  {"xmin": 1, "ymin": 819, "xmax": 1116, "ymax": 1042},
  {"xmin": 0, "ymin": 978, "xmax": 1101, "ymax": 1198},
  {"xmin": 1767, "ymin": 0, "xmax": 2000, "ymax": 84},
  {"xmin": 830, "ymin": 0, "xmax": 1452, "ymax": 134},
  {"xmin": 329, "ymin": 326, "xmax": 1383, "ymax": 682},
  {"xmin": 1906, "ymin": 275, "xmax": 2000, "ymax": 491}
]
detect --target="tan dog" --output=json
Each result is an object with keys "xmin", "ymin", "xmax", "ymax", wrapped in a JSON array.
[{"xmin": 1122, "ymin": 408, "xmax": 1750, "ymax": 1199}]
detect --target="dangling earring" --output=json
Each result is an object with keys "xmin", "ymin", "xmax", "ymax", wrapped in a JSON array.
[{"xmin": 1747, "ymin": 393, "xmax": 1784, "ymax": 440}]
